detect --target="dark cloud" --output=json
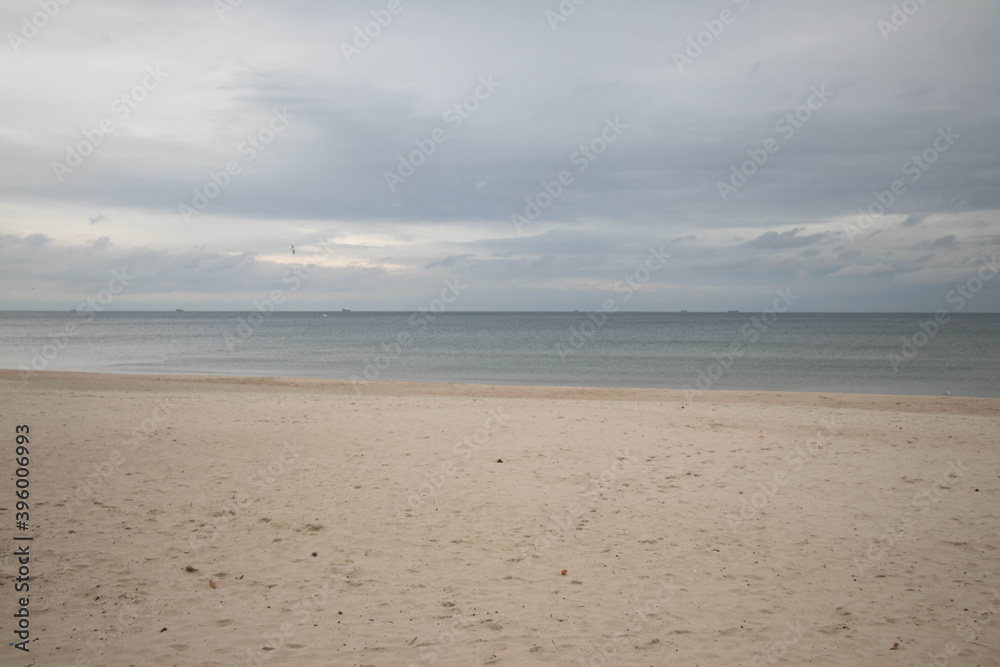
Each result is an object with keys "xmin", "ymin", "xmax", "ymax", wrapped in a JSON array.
[
  {"xmin": 424, "ymin": 254, "xmax": 475, "ymax": 270},
  {"xmin": 91, "ymin": 237, "xmax": 113, "ymax": 252},
  {"xmin": 22, "ymin": 234, "xmax": 52, "ymax": 247},
  {"xmin": 929, "ymin": 235, "xmax": 958, "ymax": 250},
  {"xmin": 741, "ymin": 228, "xmax": 828, "ymax": 250}
]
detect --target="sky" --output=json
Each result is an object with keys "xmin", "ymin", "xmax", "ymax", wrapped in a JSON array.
[{"xmin": 1, "ymin": 0, "xmax": 999, "ymax": 312}]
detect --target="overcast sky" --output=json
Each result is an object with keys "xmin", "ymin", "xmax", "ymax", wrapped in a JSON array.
[{"xmin": 2, "ymin": 0, "xmax": 998, "ymax": 311}]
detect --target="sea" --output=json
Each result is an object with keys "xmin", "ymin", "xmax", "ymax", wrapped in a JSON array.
[{"xmin": 1, "ymin": 311, "xmax": 998, "ymax": 397}]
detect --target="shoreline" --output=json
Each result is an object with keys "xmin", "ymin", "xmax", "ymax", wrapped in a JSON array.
[{"xmin": 4, "ymin": 368, "xmax": 1000, "ymax": 414}]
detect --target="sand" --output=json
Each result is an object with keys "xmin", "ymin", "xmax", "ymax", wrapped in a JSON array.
[{"xmin": 1, "ymin": 370, "xmax": 998, "ymax": 666}]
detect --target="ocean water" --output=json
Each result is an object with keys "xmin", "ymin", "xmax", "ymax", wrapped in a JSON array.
[{"xmin": 1, "ymin": 311, "xmax": 998, "ymax": 397}]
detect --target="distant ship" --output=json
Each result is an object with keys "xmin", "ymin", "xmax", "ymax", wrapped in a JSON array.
[
  {"xmin": 175, "ymin": 309, "xmax": 185, "ymax": 312},
  {"xmin": 341, "ymin": 309, "xmax": 351, "ymax": 312},
  {"xmin": 728, "ymin": 310, "xmax": 739, "ymax": 313}
]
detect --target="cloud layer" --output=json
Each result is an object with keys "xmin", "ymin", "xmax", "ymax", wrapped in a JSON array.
[{"xmin": 1, "ymin": 0, "xmax": 998, "ymax": 311}]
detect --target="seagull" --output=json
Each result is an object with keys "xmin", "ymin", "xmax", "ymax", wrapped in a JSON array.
[{"xmin": 290, "ymin": 244, "xmax": 295, "ymax": 255}]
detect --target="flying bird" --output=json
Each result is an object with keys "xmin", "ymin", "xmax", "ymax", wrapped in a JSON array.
[{"xmin": 290, "ymin": 244, "xmax": 295, "ymax": 254}]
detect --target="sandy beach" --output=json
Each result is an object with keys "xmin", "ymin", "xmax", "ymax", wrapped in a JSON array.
[{"xmin": 1, "ymin": 370, "xmax": 998, "ymax": 666}]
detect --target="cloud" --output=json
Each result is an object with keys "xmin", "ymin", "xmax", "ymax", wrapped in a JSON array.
[
  {"xmin": 891, "ymin": 266, "xmax": 987, "ymax": 288},
  {"xmin": 1, "ymin": 2, "xmax": 999, "ymax": 311},
  {"xmin": 929, "ymin": 234, "xmax": 957, "ymax": 250},
  {"xmin": 91, "ymin": 236, "xmax": 113, "ymax": 252},
  {"xmin": 424, "ymin": 254, "xmax": 475, "ymax": 270},
  {"xmin": 741, "ymin": 227, "xmax": 828, "ymax": 250},
  {"xmin": 20, "ymin": 234, "xmax": 52, "ymax": 247},
  {"xmin": 829, "ymin": 263, "xmax": 895, "ymax": 278}
]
